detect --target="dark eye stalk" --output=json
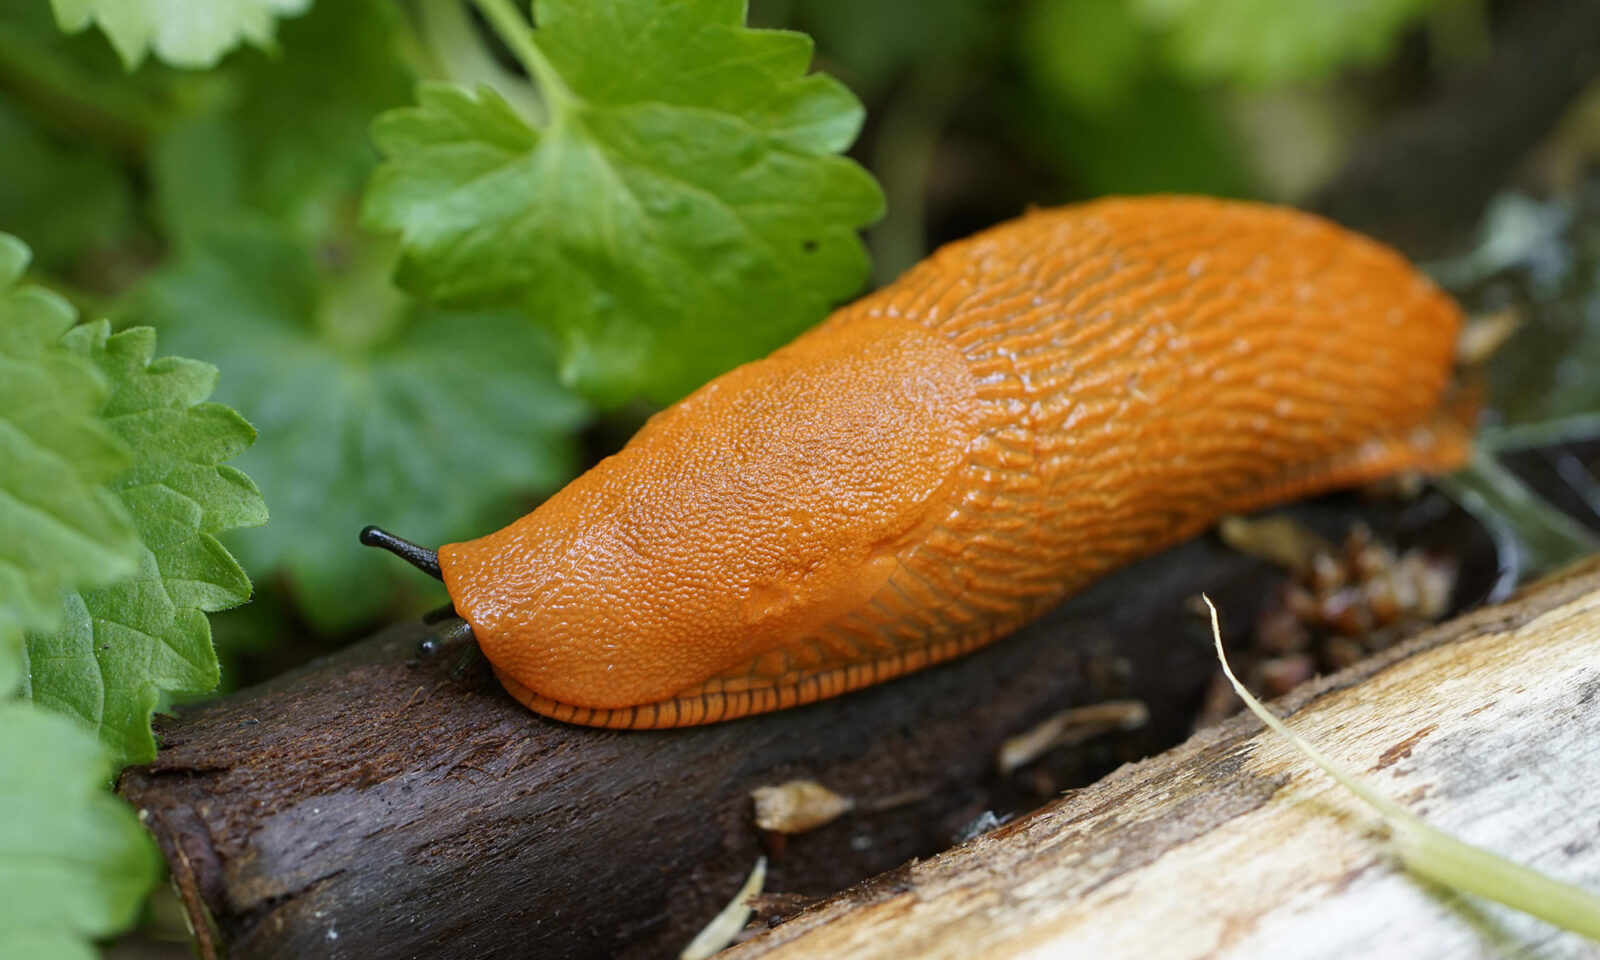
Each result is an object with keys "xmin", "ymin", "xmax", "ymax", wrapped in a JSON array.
[{"xmin": 359, "ymin": 525, "xmax": 442, "ymax": 580}]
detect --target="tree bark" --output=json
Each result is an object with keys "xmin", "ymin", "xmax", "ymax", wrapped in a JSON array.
[
  {"xmin": 116, "ymin": 496, "xmax": 1489, "ymax": 960},
  {"xmin": 726, "ymin": 556, "xmax": 1600, "ymax": 960}
]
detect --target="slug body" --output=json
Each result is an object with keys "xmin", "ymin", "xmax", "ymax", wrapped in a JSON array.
[{"xmin": 439, "ymin": 197, "xmax": 1471, "ymax": 729}]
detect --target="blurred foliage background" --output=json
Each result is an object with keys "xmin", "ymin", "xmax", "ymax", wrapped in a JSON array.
[{"xmin": 3, "ymin": 0, "xmax": 1599, "ymax": 698}]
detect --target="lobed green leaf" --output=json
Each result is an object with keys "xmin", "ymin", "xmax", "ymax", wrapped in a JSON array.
[
  {"xmin": 364, "ymin": 0, "xmax": 885, "ymax": 404},
  {"xmin": 0, "ymin": 234, "xmax": 139, "ymax": 691},
  {"xmin": 23, "ymin": 322, "xmax": 266, "ymax": 767}
]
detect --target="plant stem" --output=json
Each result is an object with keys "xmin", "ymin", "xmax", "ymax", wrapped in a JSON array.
[
  {"xmin": 470, "ymin": 0, "xmax": 574, "ymax": 115},
  {"xmin": 1481, "ymin": 412, "xmax": 1600, "ymax": 452},
  {"xmin": 415, "ymin": 0, "xmax": 547, "ymax": 125}
]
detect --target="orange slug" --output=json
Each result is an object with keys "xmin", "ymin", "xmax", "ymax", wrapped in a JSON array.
[{"xmin": 363, "ymin": 196, "xmax": 1472, "ymax": 729}]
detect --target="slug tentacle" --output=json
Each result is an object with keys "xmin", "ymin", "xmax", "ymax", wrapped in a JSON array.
[{"xmin": 360, "ymin": 525, "xmax": 443, "ymax": 580}]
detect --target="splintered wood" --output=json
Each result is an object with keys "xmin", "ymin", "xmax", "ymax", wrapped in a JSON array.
[{"xmin": 728, "ymin": 560, "xmax": 1600, "ymax": 960}]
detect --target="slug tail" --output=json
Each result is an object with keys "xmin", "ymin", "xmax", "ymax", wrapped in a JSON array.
[{"xmin": 1222, "ymin": 394, "xmax": 1477, "ymax": 519}]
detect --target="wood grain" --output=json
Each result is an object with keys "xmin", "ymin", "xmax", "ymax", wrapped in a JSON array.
[{"xmin": 727, "ymin": 558, "xmax": 1600, "ymax": 960}]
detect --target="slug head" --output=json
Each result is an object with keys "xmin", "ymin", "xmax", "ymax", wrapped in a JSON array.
[{"xmin": 438, "ymin": 312, "xmax": 986, "ymax": 712}]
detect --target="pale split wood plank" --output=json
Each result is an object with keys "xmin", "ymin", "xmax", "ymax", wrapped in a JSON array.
[{"xmin": 730, "ymin": 559, "xmax": 1600, "ymax": 960}]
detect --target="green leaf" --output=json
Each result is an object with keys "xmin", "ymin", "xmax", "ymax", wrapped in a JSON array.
[
  {"xmin": 364, "ymin": 0, "xmax": 885, "ymax": 404},
  {"xmin": 135, "ymin": 225, "xmax": 586, "ymax": 631},
  {"xmin": 50, "ymin": 0, "xmax": 313, "ymax": 70},
  {"xmin": 1134, "ymin": 0, "xmax": 1440, "ymax": 87},
  {"xmin": 0, "ymin": 234, "xmax": 139, "ymax": 692},
  {"xmin": 0, "ymin": 700, "xmax": 161, "ymax": 960},
  {"xmin": 23, "ymin": 321, "xmax": 267, "ymax": 767}
]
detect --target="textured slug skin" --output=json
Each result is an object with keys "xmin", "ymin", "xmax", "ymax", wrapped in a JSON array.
[{"xmin": 439, "ymin": 196, "xmax": 1472, "ymax": 729}]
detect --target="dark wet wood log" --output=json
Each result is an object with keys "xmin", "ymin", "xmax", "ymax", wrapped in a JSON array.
[
  {"xmin": 726, "ymin": 556, "xmax": 1600, "ymax": 960},
  {"xmin": 116, "ymin": 495, "xmax": 1490, "ymax": 960}
]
